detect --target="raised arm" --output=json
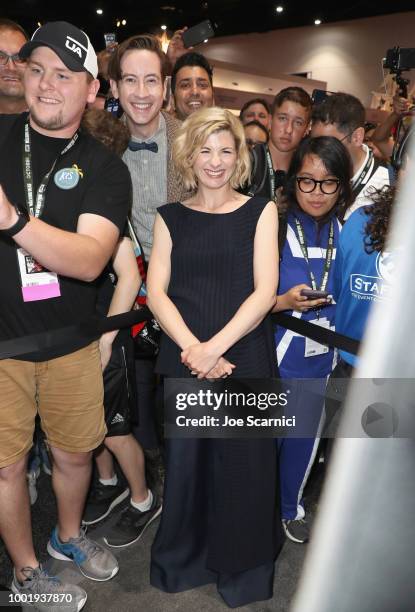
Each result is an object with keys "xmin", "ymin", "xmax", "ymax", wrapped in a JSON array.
[
  {"xmin": 371, "ymin": 95, "xmax": 410, "ymax": 159},
  {"xmin": 0, "ymin": 184, "xmax": 122, "ymax": 282},
  {"xmin": 166, "ymin": 27, "xmax": 189, "ymax": 72},
  {"xmin": 181, "ymin": 201, "xmax": 279, "ymax": 377}
]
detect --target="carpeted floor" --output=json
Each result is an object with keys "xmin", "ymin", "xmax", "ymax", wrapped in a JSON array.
[{"xmin": 0, "ymin": 462, "xmax": 325, "ymax": 612}]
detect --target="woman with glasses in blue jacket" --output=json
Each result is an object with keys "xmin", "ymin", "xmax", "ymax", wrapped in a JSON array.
[{"xmin": 272, "ymin": 136, "xmax": 353, "ymax": 544}]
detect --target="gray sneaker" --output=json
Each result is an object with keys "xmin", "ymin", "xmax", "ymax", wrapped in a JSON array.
[
  {"xmin": 47, "ymin": 527, "xmax": 118, "ymax": 581},
  {"xmin": 282, "ymin": 518, "xmax": 310, "ymax": 543},
  {"xmin": 11, "ymin": 565, "xmax": 87, "ymax": 611}
]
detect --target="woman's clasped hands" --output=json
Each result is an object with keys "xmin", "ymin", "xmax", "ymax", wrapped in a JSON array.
[{"xmin": 181, "ymin": 342, "xmax": 236, "ymax": 379}]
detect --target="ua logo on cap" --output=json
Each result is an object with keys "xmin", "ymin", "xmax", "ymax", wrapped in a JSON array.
[{"xmin": 65, "ymin": 36, "xmax": 84, "ymax": 58}]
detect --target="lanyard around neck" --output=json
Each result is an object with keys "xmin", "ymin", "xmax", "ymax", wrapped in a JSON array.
[
  {"xmin": 293, "ymin": 216, "xmax": 335, "ymax": 292},
  {"xmin": 265, "ymin": 146, "xmax": 276, "ymax": 200},
  {"xmin": 352, "ymin": 147, "xmax": 374, "ymax": 196},
  {"xmin": 22, "ymin": 120, "xmax": 79, "ymax": 218},
  {"xmin": 265, "ymin": 146, "xmax": 287, "ymax": 202}
]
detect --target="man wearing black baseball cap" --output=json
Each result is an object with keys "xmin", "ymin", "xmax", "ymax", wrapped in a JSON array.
[
  {"xmin": 0, "ymin": 22, "xmax": 131, "ymax": 611},
  {"xmin": 20, "ymin": 20, "xmax": 98, "ymax": 77}
]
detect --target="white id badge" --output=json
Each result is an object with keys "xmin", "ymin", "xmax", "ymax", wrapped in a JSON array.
[
  {"xmin": 17, "ymin": 247, "xmax": 61, "ymax": 302},
  {"xmin": 304, "ymin": 317, "xmax": 330, "ymax": 358}
]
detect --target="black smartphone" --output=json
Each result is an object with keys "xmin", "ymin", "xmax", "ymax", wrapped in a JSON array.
[
  {"xmin": 311, "ymin": 89, "xmax": 339, "ymax": 105},
  {"xmin": 182, "ymin": 20, "xmax": 215, "ymax": 48},
  {"xmin": 311, "ymin": 89, "xmax": 329, "ymax": 105},
  {"xmin": 300, "ymin": 289, "xmax": 330, "ymax": 300}
]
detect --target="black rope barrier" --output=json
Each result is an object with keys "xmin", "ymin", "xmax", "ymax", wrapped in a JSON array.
[
  {"xmin": 272, "ymin": 313, "xmax": 360, "ymax": 355},
  {"xmin": 0, "ymin": 306, "xmax": 360, "ymax": 360},
  {"xmin": 0, "ymin": 307, "xmax": 152, "ymax": 360}
]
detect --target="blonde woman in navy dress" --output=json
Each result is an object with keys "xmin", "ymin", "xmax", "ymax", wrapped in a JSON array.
[{"xmin": 147, "ymin": 107, "xmax": 283, "ymax": 608}]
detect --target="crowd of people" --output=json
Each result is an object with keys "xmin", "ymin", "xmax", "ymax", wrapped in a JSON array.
[{"xmin": 0, "ymin": 14, "xmax": 408, "ymax": 611}]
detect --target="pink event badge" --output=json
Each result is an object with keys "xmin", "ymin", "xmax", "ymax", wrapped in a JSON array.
[
  {"xmin": 17, "ymin": 248, "xmax": 61, "ymax": 302},
  {"xmin": 22, "ymin": 282, "xmax": 61, "ymax": 302}
]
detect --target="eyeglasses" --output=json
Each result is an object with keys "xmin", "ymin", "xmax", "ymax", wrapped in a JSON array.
[
  {"xmin": 0, "ymin": 51, "xmax": 26, "ymax": 67},
  {"xmin": 296, "ymin": 177, "xmax": 340, "ymax": 194}
]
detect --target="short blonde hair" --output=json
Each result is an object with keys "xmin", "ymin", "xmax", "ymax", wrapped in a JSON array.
[{"xmin": 172, "ymin": 106, "xmax": 251, "ymax": 191}]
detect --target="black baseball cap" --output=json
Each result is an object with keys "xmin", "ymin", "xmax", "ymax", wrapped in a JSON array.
[{"xmin": 20, "ymin": 21, "xmax": 98, "ymax": 78}]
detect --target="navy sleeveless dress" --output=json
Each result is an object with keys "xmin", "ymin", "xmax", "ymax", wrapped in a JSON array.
[{"xmin": 150, "ymin": 197, "xmax": 284, "ymax": 608}]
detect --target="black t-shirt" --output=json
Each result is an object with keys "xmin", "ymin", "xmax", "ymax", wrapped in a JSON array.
[
  {"xmin": 0, "ymin": 113, "xmax": 132, "ymax": 361},
  {"xmin": 244, "ymin": 143, "xmax": 287, "ymax": 200}
]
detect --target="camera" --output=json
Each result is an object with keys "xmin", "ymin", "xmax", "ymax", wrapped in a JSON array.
[
  {"xmin": 382, "ymin": 46, "xmax": 415, "ymax": 171},
  {"xmin": 383, "ymin": 47, "xmax": 415, "ymax": 100},
  {"xmin": 384, "ymin": 47, "xmax": 415, "ymax": 73}
]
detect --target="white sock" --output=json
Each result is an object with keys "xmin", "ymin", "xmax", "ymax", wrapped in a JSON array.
[
  {"xmin": 131, "ymin": 489, "xmax": 153, "ymax": 512},
  {"xmin": 99, "ymin": 474, "xmax": 118, "ymax": 486}
]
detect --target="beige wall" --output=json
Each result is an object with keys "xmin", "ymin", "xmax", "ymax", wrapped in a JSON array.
[
  {"xmin": 203, "ymin": 12, "xmax": 415, "ymax": 106},
  {"xmin": 211, "ymin": 61, "xmax": 326, "ymax": 111}
]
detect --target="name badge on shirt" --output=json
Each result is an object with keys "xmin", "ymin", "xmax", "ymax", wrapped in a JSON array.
[
  {"xmin": 304, "ymin": 317, "xmax": 330, "ymax": 358},
  {"xmin": 17, "ymin": 248, "xmax": 61, "ymax": 302}
]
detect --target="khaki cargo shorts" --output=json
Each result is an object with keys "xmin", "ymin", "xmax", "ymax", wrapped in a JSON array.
[{"xmin": 0, "ymin": 341, "xmax": 107, "ymax": 468}]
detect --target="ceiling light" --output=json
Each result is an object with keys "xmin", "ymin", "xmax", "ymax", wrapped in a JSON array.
[
  {"xmin": 122, "ymin": 19, "xmax": 127, "ymax": 25},
  {"xmin": 161, "ymin": 25, "xmax": 167, "ymax": 30},
  {"xmin": 116, "ymin": 20, "xmax": 121, "ymax": 27},
  {"xmin": 276, "ymin": 6, "xmax": 283, "ymax": 13},
  {"xmin": 314, "ymin": 19, "xmax": 322, "ymax": 25},
  {"xmin": 96, "ymin": 8, "xmax": 103, "ymax": 15}
]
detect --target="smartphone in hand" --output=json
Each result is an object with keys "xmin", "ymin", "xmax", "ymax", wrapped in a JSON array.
[
  {"xmin": 104, "ymin": 33, "xmax": 117, "ymax": 50},
  {"xmin": 300, "ymin": 289, "xmax": 330, "ymax": 300},
  {"xmin": 182, "ymin": 20, "xmax": 215, "ymax": 48}
]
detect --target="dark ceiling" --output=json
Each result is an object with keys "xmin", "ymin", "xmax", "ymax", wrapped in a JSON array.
[{"xmin": 6, "ymin": 1, "xmax": 415, "ymax": 51}]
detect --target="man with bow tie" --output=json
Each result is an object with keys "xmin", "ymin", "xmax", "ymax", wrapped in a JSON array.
[
  {"xmin": 109, "ymin": 34, "xmax": 187, "ymax": 261},
  {"xmin": 107, "ymin": 34, "xmax": 187, "ymax": 497}
]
